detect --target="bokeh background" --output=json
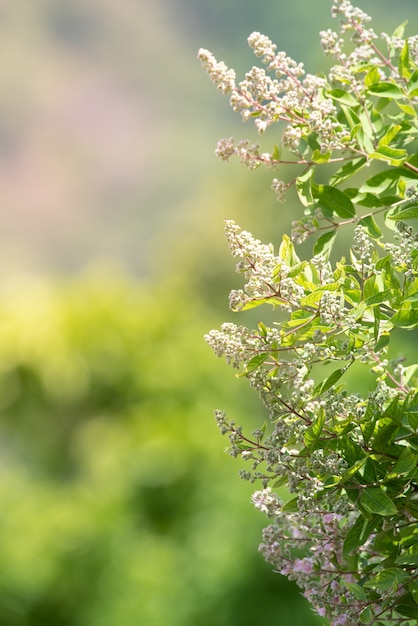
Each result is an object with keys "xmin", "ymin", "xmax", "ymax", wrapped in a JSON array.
[{"xmin": 0, "ymin": 1, "xmax": 416, "ymax": 625}]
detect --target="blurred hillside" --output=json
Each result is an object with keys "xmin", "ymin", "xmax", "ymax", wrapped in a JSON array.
[{"xmin": 0, "ymin": 0, "xmax": 414, "ymax": 276}]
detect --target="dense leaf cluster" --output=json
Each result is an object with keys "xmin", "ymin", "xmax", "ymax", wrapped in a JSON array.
[{"xmin": 200, "ymin": 1, "xmax": 418, "ymax": 624}]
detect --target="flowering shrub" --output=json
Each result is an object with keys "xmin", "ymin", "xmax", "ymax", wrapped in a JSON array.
[{"xmin": 199, "ymin": 1, "xmax": 418, "ymax": 624}]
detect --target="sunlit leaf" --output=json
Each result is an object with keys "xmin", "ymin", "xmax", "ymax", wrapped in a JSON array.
[
  {"xmin": 296, "ymin": 168, "xmax": 315, "ymax": 207},
  {"xmin": 367, "ymin": 82, "xmax": 405, "ymax": 99},
  {"xmin": 313, "ymin": 230, "xmax": 337, "ymax": 257},
  {"xmin": 314, "ymin": 185, "xmax": 355, "ymax": 218}
]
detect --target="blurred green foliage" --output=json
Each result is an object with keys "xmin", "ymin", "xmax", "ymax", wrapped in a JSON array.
[{"xmin": 0, "ymin": 269, "xmax": 324, "ymax": 626}]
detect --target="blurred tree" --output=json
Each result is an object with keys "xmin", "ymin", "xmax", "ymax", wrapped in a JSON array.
[{"xmin": 0, "ymin": 268, "xmax": 323, "ymax": 626}]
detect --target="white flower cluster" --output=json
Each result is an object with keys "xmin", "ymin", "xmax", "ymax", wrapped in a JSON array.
[
  {"xmin": 256, "ymin": 506, "xmax": 400, "ymax": 625},
  {"xmin": 224, "ymin": 220, "xmax": 304, "ymax": 312},
  {"xmin": 204, "ymin": 322, "xmax": 251, "ymax": 368},
  {"xmin": 199, "ymin": 25, "xmax": 351, "ymax": 173},
  {"xmin": 384, "ymin": 224, "xmax": 417, "ymax": 276},
  {"xmin": 331, "ymin": 0, "xmax": 371, "ymax": 27},
  {"xmin": 319, "ymin": 291, "xmax": 356, "ymax": 328},
  {"xmin": 351, "ymin": 225, "xmax": 374, "ymax": 269},
  {"xmin": 271, "ymin": 178, "xmax": 288, "ymax": 202},
  {"xmin": 197, "ymin": 48, "xmax": 236, "ymax": 94},
  {"xmin": 252, "ymin": 487, "xmax": 281, "ymax": 516}
]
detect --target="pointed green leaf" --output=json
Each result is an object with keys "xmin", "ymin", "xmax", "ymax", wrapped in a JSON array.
[
  {"xmin": 374, "ymin": 332, "xmax": 390, "ymax": 352},
  {"xmin": 410, "ymin": 580, "xmax": 418, "ymax": 605},
  {"xmin": 367, "ymin": 82, "xmax": 405, "ymax": 99},
  {"xmin": 314, "ymin": 366, "xmax": 346, "ymax": 395},
  {"xmin": 358, "ymin": 215, "xmax": 382, "ymax": 239},
  {"xmin": 369, "ymin": 146, "xmax": 408, "ymax": 165},
  {"xmin": 296, "ymin": 168, "xmax": 315, "ymax": 207},
  {"xmin": 329, "ymin": 157, "xmax": 367, "ymax": 186},
  {"xmin": 396, "ymin": 545, "xmax": 418, "ymax": 566},
  {"xmin": 396, "ymin": 596, "xmax": 418, "ymax": 619},
  {"xmin": 243, "ymin": 352, "xmax": 269, "ymax": 374},
  {"xmin": 360, "ymin": 488, "xmax": 398, "ymax": 516},
  {"xmin": 408, "ymin": 69, "xmax": 418, "ymax": 96},
  {"xmin": 313, "ymin": 230, "xmax": 337, "ymax": 258},
  {"xmin": 278, "ymin": 234, "xmax": 301, "ymax": 267},
  {"xmin": 281, "ymin": 496, "xmax": 299, "ymax": 512},
  {"xmin": 386, "ymin": 202, "xmax": 418, "ymax": 220},
  {"xmin": 364, "ymin": 568, "xmax": 408, "ymax": 592},
  {"xmin": 315, "ymin": 185, "xmax": 355, "ymax": 218},
  {"xmin": 399, "ymin": 40, "xmax": 411, "ymax": 79},
  {"xmin": 392, "ymin": 20, "xmax": 408, "ymax": 39},
  {"xmin": 271, "ymin": 144, "xmax": 281, "ymax": 161},
  {"xmin": 327, "ymin": 88, "xmax": 358, "ymax": 106},
  {"xmin": 390, "ymin": 306, "xmax": 418, "ymax": 329},
  {"xmin": 311, "ymin": 149, "xmax": 330, "ymax": 163},
  {"xmin": 364, "ymin": 66, "xmax": 381, "ymax": 87},
  {"xmin": 304, "ymin": 407, "xmax": 325, "ymax": 450},
  {"xmin": 343, "ymin": 514, "xmax": 381, "ymax": 556},
  {"xmin": 392, "ymin": 448, "xmax": 418, "ymax": 477},
  {"xmin": 360, "ymin": 168, "xmax": 418, "ymax": 195},
  {"xmin": 359, "ymin": 606, "xmax": 373, "ymax": 624},
  {"xmin": 377, "ymin": 124, "xmax": 402, "ymax": 148},
  {"xmin": 396, "ymin": 101, "xmax": 417, "ymax": 116},
  {"xmin": 345, "ymin": 582, "xmax": 368, "ymax": 601}
]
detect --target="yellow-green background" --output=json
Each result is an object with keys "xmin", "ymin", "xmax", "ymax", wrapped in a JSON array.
[{"xmin": 0, "ymin": 1, "xmax": 415, "ymax": 624}]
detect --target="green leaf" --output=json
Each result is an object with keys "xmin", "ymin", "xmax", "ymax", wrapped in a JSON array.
[
  {"xmin": 367, "ymin": 82, "xmax": 405, "ymax": 99},
  {"xmin": 271, "ymin": 144, "xmax": 281, "ymax": 161},
  {"xmin": 278, "ymin": 234, "xmax": 301, "ymax": 267},
  {"xmin": 314, "ymin": 366, "xmax": 346, "ymax": 396},
  {"xmin": 258, "ymin": 321, "xmax": 268, "ymax": 337},
  {"xmin": 296, "ymin": 168, "xmax": 315, "ymax": 207},
  {"xmin": 396, "ymin": 545, "xmax": 418, "ymax": 566},
  {"xmin": 327, "ymin": 88, "xmax": 358, "ymax": 106},
  {"xmin": 243, "ymin": 352, "xmax": 269, "ymax": 374},
  {"xmin": 360, "ymin": 168, "xmax": 417, "ymax": 195},
  {"xmin": 369, "ymin": 146, "xmax": 408, "ymax": 166},
  {"xmin": 410, "ymin": 580, "xmax": 418, "ymax": 605},
  {"xmin": 329, "ymin": 157, "xmax": 367, "ymax": 186},
  {"xmin": 364, "ymin": 568, "xmax": 408, "ymax": 592},
  {"xmin": 396, "ymin": 101, "xmax": 417, "ymax": 116},
  {"xmin": 396, "ymin": 595, "xmax": 418, "ymax": 619},
  {"xmin": 341, "ymin": 457, "xmax": 368, "ymax": 482},
  {"xmin": 313, "ymin": 230, "xmax": 337, "ymax": 258},
  {"xmin": 281, "ymin": 496, "xmax": 298, "ymax": 513},
  {"xmin": 314, "ymin": 185, "xmax": 355, "ymax": 218},
  {"xmin": 392, "ymin": 19, "xmax": 408, "ymax": 39},
  {"xmin": 343, "ymin": 514, "xmax": 380, "ymax": 556},
  {"xmin": 358, "ymin": 215, "xmax": 382, "ymax": 239},
  {"xmin": 401, "ymin": 364, "xmax": 418, "ymax": 385},
  {"xmin": 374, "ymin": 303, "xmax": 380, "ymax": 341},
  {"xmin": 359, "ymin": 606, "xmax": 373, "ymax": 624},
  {"xmin": 304, "ymin": 407, "xmax": 325, "ymax": 450},
  {"xmin": 364, "ymin": 66, "xmax": 381, "ymax": 87},
  {"xmin": 386, "ymin": 202, "xmax": 418, "ymax": 220},
  {"xmin": 408, "ymin": 69, "xmax": 418, "ymax": 97},
  {"xmin": 399, "ymin": 40, "xmax": 411, "ymax": 79},
  {"xmin": 374, "ymin": 332, "xmax": 390, "ymax": 352},
  {"xmin": 360, "ymin": 488, "xmax": 398, "ymax": 516},
  {"xmin": 345, "ymin": 582, "xmax": 368, "ymax": 602},
  {"xmin": 377, "ymin": 124, "xmax": 402, "ymax": 148},
  {"xmin": 363, "ymin": 290, "xmax": 393, "ymax": 306},
  {"xmin": 392, "ymin": 448, "xmax": 418, "ymax": 477},
  {"xmin": 390, "ymin": 306, "xmax": 418, "ymax": 329},
  {"xmin": 311, "ymin": 149, "xmax": 330, "ymax": 163}
]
